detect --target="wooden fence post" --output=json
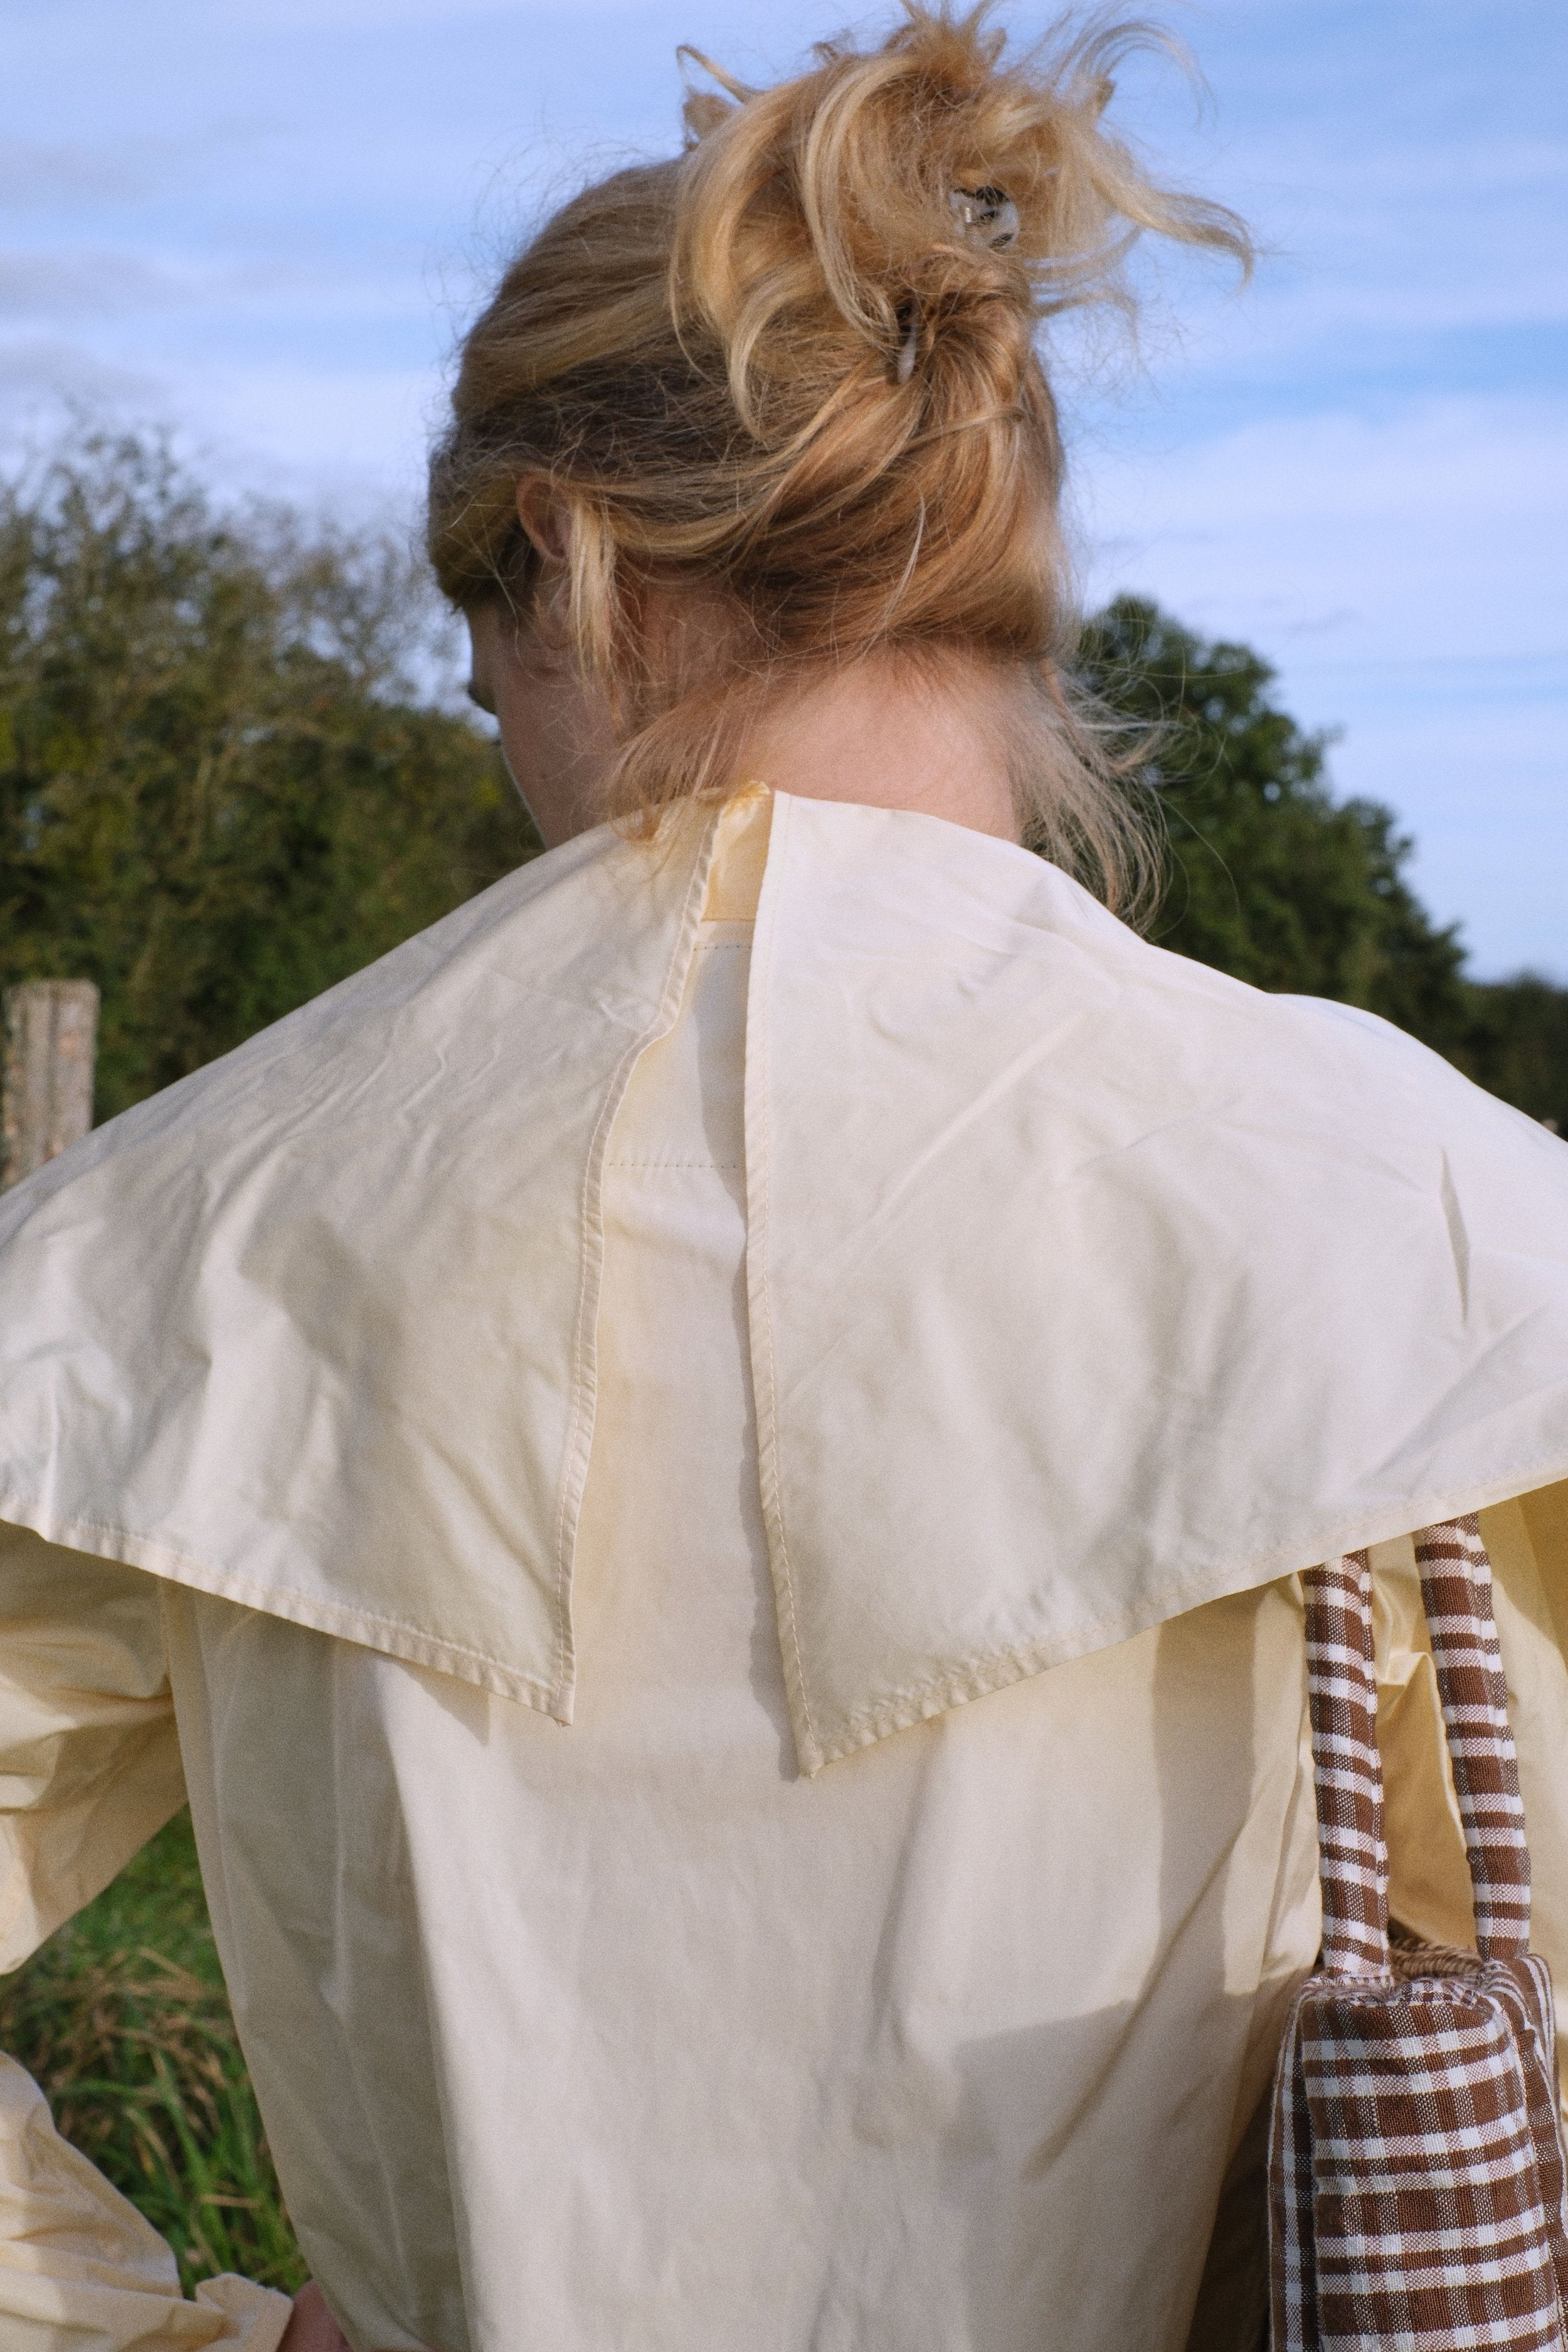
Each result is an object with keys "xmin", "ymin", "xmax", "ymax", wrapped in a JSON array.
[{"xmin": 1, "ymin": 981, "xmax": 100, "ymax": 1189}]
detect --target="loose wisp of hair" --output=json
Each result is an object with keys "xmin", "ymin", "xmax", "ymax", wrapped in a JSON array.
[{"xmin": 428, "ymin": 3, "xmax": 1251, "ymax": 913}]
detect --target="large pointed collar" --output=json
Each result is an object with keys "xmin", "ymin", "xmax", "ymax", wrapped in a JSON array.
[
  {"xmin": 0, "ymin": 808, "xmax": 718, "ymax": 1721},
  {"xmin": 3, "ymin": 789, "xmax": 1567, "ymax": 1774},
  {"xmin": 744, "ymin": 794, "xmax": 1568, "ymax": 1765}
]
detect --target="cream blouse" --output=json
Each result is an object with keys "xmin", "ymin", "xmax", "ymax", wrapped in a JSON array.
[{"xmin": 4, "ymin": 803, "xmax": 1568, "ymax": 2351}]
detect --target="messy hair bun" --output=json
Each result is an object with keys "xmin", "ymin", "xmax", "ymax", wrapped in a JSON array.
[{"xmin": 428, "ymin": 4, "xmax": 1249, "ymax": 903}]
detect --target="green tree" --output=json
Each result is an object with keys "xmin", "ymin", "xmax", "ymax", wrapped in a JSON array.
[
  {"xmin": 1459, "ymin": 975, "xmax": 1568, "ymax": 1133},
  {"xmin": 1078, "ymin": 595, "xmax": 1568, "ymax": 1129},
  {"xmin": 1078, "ymin": 595, "xmax": 1472, "ymax": 1041},
  {"xmin": 0, "ymin": 432, "xmax": 538, "ymax": 1122}
]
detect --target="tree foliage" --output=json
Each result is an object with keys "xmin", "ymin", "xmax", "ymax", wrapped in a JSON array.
[
  {"xmin": 1078, "ymin": 597, "xmax": 1568, "ymax": 1130},
  {"xmin": 0, "ymin": 433, "xmax": 538, "ymax": 1122}
]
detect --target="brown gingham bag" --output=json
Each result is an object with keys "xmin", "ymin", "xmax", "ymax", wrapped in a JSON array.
[{"xmin": 1268, "ymin": 1516, "xmax": 1568, "ymax": 2349}]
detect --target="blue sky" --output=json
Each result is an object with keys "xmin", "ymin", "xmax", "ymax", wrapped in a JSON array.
[{"xmin": 4, "ymin": 0, "xmax": 1564, "ymax": 977}]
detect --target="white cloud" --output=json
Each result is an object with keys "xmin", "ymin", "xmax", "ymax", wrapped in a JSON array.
[
  {"xmin": 0, "ymin": 139, "xmax": 158, "ymax": 210},
  {"xmin": 205, "ymin": 0, "xmax": 568, "ymax": 26},
  {"xmin": 0, "ymin": 335, "xmax": 161, "ymax": 407},
  {"xmin": 0, "ymin": 250, "xmax": 199, "ymax": 320},
  {"xmin": 0, "ymin": 243, "xmax": 421, "ymax": 329}
]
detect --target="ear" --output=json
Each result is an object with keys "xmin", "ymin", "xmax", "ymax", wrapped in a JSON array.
[{"xmin": 516, "ymin": 477, "xmax": 574, "ymax": 568}]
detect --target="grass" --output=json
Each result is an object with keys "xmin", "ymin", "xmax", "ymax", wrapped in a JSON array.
[{"xmin": 0, "ymin": 1810, "xmax": 307, "ymax": 2296}]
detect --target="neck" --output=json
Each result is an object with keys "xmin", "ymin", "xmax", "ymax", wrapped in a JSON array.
[{"xmin": 739, "ymin": 656, "xmax": 1020, "ymax": 843}]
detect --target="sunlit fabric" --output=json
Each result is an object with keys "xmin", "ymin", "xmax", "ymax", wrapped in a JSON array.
[{"xmin": 3, "ymin": 797, "xmax": 1568, "ymax": 2346}]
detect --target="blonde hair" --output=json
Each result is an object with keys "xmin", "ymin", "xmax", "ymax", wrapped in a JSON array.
[{"xmin": 428, "ymin": 4, "xmax": 1249, "ymax": 907}]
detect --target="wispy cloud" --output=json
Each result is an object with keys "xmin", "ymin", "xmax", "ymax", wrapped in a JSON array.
[
  {"xmin": 0, "ymin": 250, "xmax": 198, "ymax": 319},
  {"xmin": 0, "ymin": 140, "xmax": 163, "ymax": 210},
  {"xmin": 0, "ymin": 245, "xmax": 406, "ymax": 326},
  {"xmin": 0, "ymin": 334, "xmax": 162, "ymax": 406},
  {"xmin": 206, "ymin": 0, "xmax": 504, "ymax": 24}
]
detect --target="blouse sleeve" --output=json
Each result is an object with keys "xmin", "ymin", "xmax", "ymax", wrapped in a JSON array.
[{"xmin": 0, "ymin": 1519, "xmax": 294, "ymax": 2351}]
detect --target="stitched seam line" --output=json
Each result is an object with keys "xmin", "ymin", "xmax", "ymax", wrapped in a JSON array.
[
  {"xmin": 0, "ymin": 1495, "xmax": 554, "ymax": 1686},
  {"xmin": 813, "ymin": 1457, "xmax": 1568, "ymax": 1754},
  {"xmin": 747, "ymin": 796, "xmax": 820, "ymax": 1760},
  {"xmin": 549, "ymin": 813, "xmax": 721, "ymax": 1707}
]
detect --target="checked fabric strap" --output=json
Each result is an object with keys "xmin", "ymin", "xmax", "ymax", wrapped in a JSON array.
[{"xmin": 1268, "ymin": 1517, "xmax": 1568, "ymax": 2351}]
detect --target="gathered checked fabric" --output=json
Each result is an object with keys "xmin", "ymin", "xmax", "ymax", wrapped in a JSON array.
[{"xmin": 1269, "ymin": 1518, "xmax": 1568, "ymax": 2350}]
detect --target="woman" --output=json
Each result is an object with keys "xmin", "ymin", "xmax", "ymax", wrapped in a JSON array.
[{"xmin": 3, "ymin": 12, "xmax": 1568, "ymax": 2351}]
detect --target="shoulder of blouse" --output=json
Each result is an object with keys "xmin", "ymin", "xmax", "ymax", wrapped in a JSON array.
[{"xmin": 2, "ymin": 785, "xmax": 1566, "ymax": 1774}]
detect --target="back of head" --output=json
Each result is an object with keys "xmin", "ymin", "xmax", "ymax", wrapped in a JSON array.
[{"xmin": 428, "ymin": 4, "xmax": 1248, "ymax": 902}]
